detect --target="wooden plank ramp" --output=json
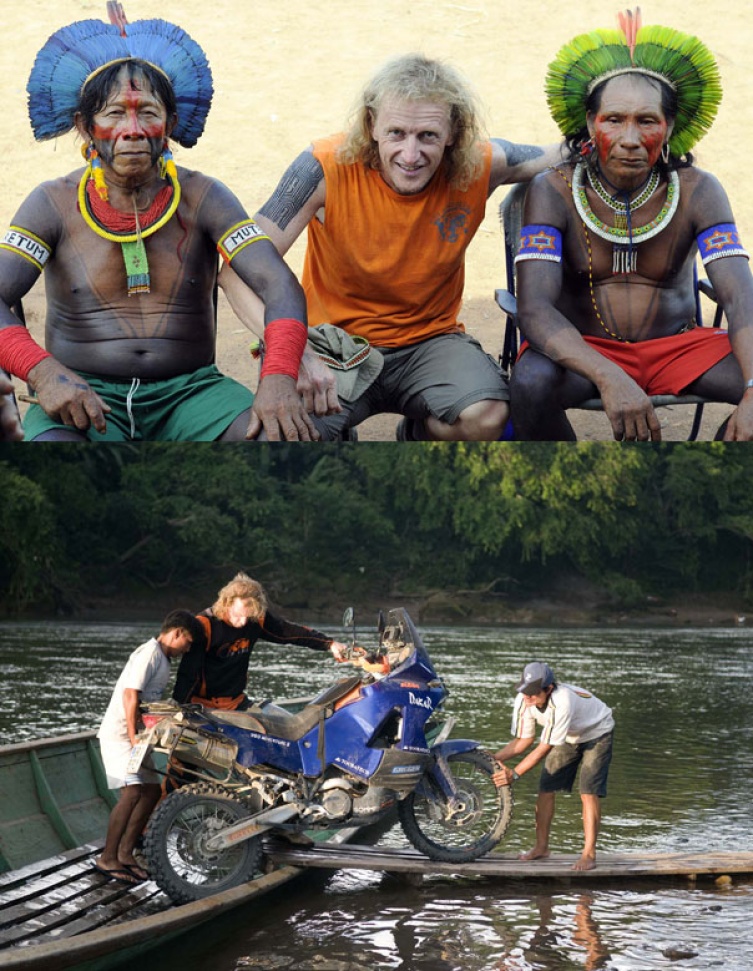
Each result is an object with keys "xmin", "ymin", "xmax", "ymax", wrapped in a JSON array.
[{"xmin": 265, "ymin": 840, "xmax": 753, "ymax": 882}]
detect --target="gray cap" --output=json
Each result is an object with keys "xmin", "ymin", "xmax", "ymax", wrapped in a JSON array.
[{"xmin": 515, "ymin": 661, "xmax": 554, "ymax": 696}]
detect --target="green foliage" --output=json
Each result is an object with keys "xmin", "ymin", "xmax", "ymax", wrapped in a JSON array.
[
  {"xmin": 0, "ymin": 458, "xmax": 58, "ymax": 610},
  {"xmin": 2, "ymin": 443, "xmax": 753, "ymax": 615}
]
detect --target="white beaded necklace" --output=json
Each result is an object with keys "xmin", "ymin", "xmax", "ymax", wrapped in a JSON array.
[{"xmin": 573, "ymin": 161, "xmax": 680, "ymax": 273}]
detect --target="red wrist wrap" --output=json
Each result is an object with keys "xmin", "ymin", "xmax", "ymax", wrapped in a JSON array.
[
  {"xmin": 260, "ymin": 318, "xmax": 307, "ymax": 381},
  {"xmin": 0, "ymin": 325, "xmax": 52, "ymax": 381}
]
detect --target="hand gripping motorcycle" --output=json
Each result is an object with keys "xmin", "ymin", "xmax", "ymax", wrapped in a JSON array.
[{"xmin": 136, "ymin": 608, "xmax": 513, "ymax": 903}]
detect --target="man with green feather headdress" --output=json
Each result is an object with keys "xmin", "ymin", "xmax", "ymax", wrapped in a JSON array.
[
  {"xmin": 510, "ymin": 9, "xmax": 753, "ymax": 441},
  {"xmin": 0, "ymin": 4, "xmax": 316, "ymax": 441}
]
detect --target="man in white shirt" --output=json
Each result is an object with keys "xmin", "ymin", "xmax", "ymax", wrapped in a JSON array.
[
  {"xmin": 95, "ymin": 609, "xmax": 202, "ymax": 884},
  {"xmin": 493, "ymin": 661, "xmax": 615, "ymax": 871}
]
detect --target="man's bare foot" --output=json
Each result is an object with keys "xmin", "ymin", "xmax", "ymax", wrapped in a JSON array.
[
  {"xmin": 572, "ymin": 854, "xmax": 596, "ymax": 871},
  {"xmin": 519, "ymin": 847, "xmax": 551, "ymax": 862}
]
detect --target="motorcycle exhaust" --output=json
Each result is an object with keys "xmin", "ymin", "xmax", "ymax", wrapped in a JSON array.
[{"xmin": 203, "ymin": 803, "xmax": 301, "ymax": 852}]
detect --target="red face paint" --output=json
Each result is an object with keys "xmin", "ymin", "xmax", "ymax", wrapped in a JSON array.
[
  {"xmin": 88, "ymin": 70, "xmax": 168, "ymax": 174},
  {"xmin": 588, "ymin": 75, "xmax": 671, "ymax": 188}
]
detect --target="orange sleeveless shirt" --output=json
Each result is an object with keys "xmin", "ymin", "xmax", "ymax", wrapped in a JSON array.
[{"xmin": 303, "ymin": 135, "xmax": 493, "ymax": 348}]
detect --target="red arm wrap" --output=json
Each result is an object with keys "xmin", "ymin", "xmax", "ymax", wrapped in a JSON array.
[
  {"xmin": 260, "ymin": 318, "xmax": 307, "ymax": 381},
  {"xmin": 0, "ymin": 325, "xmax": 52, "ymax": 381}
]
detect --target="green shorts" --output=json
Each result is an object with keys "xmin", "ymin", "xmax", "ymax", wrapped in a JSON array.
[{"xmin": 23, "ymin": 365, "xmax": 254, "ymax": 442}]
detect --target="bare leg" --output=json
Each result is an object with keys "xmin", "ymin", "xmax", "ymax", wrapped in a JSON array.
[
  {"xmin": 96, "ymin": 785, "xmax": 144, "ymax": 877},
  {"xmin": 117, "ymin": 782, "xmax": 161, "ymax": 876},
  {"xmin": 425, "ymin": 399, "xmax": 510, "ymax": 441},
  {"xmin": 573, "ymin": 794, "xmax": 601, "ymax": 871},
  {"xmin": 217, "ymin": 408, "xmax": 255, "ymax": 441},
  {"xmin": 509, "ymin": 349, "xmax": 597, "ymax": 441},
  {"xmin": 520, "ymin": 791, "xmax": 555, "ymax": 861}
]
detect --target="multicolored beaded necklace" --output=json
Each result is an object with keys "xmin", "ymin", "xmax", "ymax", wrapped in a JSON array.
[
  {"xmin": 573, "ymin": 160, "xmax": 680, "ymax": 274},
  {"xmin": 77, "ymin": 151, "xmax": 181, "ymax": 295}
]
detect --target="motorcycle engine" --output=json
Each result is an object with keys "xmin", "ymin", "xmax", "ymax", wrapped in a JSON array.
[{"xmin": 319, "ymin": 780, "xmax": 353, "ymax": 821}]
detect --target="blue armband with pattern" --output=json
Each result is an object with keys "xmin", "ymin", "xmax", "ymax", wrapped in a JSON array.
[
  {"xmin": 515, "ymin": 224, "xmax": 563, "ymax": 264},
  {"xmin": 697, "ymin": 223, "xmax": 749, "ymax": 265}
]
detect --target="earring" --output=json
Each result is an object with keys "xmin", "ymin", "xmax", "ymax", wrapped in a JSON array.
[
  {"xmin": 159, "ymin": 143, "xmax": 177, "ymax": 180},
  {"xmin": 661, "ymin": 142, "xmax": 670, "ymax": 165},
  {"xmin": 83, "ymin": 142, "xmax": 109, "ymax": 201},
  {"xmin": 580, "ymin": 136, "xmax": 596, "ymax": 159}
]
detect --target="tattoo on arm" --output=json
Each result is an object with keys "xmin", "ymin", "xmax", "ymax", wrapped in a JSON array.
[
  {"xmin": 492, "ymin": 139, "xmax": 545, "ymax": 167},
  {"xmin": 258, "ymin": 151, "xmax": 324, "ymax": 231}
]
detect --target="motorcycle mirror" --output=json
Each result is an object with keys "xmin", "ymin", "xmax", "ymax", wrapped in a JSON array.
[
  {"xmin": 377, "ymin": 610, "xmax": 385, "ymax": 634},
  {"xmin": 342, "ymin": 607, "xmax": 354, "ymax": 629}
]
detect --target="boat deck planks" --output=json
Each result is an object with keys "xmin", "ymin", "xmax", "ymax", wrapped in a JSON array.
[
  {"xmin": 265, "ymin": 840, "xmax": 753, "ymax": 881},
  {"xmin": 0, "ymin": 847, "xmax": 168, "ymax": 950}
]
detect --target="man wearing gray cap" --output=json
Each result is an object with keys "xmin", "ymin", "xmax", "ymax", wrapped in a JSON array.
[{"xmin": 492, "ymin": 661, "xmax": 614, "ymax": 871}]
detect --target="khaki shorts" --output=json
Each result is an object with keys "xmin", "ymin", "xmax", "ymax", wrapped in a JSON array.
[
  {"xmin": 539, "ymin": 730, "xmax": 614, "ymax": 797},
  {"xmin": 314, "ymin": 331, "xmax": 509, "ymax": 439}
]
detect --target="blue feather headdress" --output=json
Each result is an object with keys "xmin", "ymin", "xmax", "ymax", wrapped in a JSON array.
[{"xmin": 27, "ymin": 3, "xmax": 213, "ymax": 148}]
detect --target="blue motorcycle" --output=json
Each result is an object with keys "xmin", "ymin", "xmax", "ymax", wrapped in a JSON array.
[{"xmin": 139, "ymin": 608, "xmax": 513, "ymax": 903}]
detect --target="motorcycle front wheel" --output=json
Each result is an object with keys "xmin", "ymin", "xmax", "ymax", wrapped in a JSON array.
[
  {"xmin": 143, "ymin": 783, "xmax": 263, "ymax": 904},
  {"xmin": 397, "ymin": 749, "xmax": 513, "ymax": 862}
]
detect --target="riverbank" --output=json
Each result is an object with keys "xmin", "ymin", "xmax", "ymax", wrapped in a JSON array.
[{"xmin": 31, "ymin": 583, "xmax": 748, "ymax": 630}]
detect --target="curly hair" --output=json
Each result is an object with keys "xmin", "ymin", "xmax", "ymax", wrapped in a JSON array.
[
  {"xmin": 338, "ymin": 53, "xmax": 486, "ymax": 190},
  {"xmin": 211, "ymin": 572, "xmax": 268, "ymax": 623}
]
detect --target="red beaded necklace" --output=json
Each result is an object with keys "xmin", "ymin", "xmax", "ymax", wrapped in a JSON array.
[{"xmin": 85, "ymin": 180, "xmax": 174, "ymax": 234}]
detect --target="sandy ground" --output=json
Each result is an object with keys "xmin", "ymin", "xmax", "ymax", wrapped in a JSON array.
[{"xmin": 1, "ymin": 0, "xmax": 749, "ymax": 441}]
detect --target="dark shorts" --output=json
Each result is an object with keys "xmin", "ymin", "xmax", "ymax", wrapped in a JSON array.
[
  {"xmin": 315, "ymin": 331, "xmax": 509, "ymax": 439},
  {"xmin": 539, "ymin": 731, "xmax": 614, "ymax": 797},
  {"xmin": 23, "ymin": 364, "xmax": 254, "ymax": 442}
]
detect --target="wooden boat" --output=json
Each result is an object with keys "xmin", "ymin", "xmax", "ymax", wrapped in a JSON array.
[{"xmin": 0, "ymin": 730, "xmax": 369, "ymax": 971}]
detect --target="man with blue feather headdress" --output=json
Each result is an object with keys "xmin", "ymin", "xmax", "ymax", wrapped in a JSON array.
[{"xmin": 0, "ymin": 3, "xmax": 316, "ymax": 441}]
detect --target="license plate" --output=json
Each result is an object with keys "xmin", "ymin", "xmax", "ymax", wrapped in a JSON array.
[{"xmin": 126, "ymin": 740, "xmax": 150, "ymax": 774}]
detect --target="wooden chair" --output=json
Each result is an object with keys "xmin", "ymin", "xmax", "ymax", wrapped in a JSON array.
[{"xmin": 495, "ymin": 183, "xmax": 724, "ymax": 441}]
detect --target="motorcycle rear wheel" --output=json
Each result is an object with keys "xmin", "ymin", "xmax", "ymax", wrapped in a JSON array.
[
  {"xmin": 143, "ymin": 782, "xmax": 263, "ymax": 904},
  {"xmin": 397, "ymin": 749, "xmax": 513, "ymax": 862}
]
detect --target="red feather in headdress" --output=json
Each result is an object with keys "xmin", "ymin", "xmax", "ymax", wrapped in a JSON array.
[
  {"xmin": 107, "ymin": 2, "xmax": 129, "ymax": 37},
  {"xmin": 617, "ymin": 7, "xmax": 642, "ymax": 63}
]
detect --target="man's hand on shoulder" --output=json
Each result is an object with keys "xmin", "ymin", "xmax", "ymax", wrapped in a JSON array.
[
  {"xmin": 28, "ymin": 358, "xmax": 110, "ymax": 434},
  {"xmin": 246, "ymin": 373, "xmax": 320, "ymax": 441}
]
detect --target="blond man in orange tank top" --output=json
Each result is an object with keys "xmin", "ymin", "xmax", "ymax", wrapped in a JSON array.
[{"xmin": 221, "ymin": 54, "xmax": 563, "ymax": 441}]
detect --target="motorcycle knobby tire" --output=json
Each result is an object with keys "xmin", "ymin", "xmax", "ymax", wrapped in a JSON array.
[
  {"xmin": 143, "ymin": 782, "xmax": 263, "ymax": 904},
  {"xmin": 397, "ymin": 748, "xmax": 513, "ymax": 863}
]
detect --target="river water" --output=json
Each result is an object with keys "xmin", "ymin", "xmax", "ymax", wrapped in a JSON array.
[{"xmin": 1, "ymin": 619, "xmax": 752, "ymax": 970}]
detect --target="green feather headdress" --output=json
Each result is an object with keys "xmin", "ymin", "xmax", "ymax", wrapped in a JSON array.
[{"xmin": 545, "ymin": 9, "xmax": 722, "ymax": 156}]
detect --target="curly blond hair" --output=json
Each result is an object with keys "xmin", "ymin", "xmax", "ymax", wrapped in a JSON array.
[
  {"xmin": 211, "ymin": 572, "xmax": 268, "ymax": 623},
  {"xmin": 338, "ymin": 53, "xmax": 486, "ymax": 190}
]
